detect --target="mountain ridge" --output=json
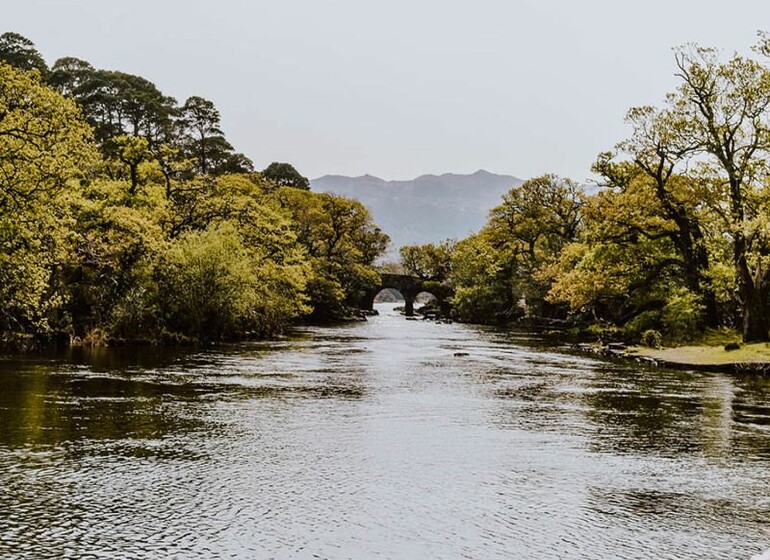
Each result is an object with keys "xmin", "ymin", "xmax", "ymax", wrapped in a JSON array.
[{"xmin": 310, "ymin": 170, "xmax": 523, "ymax": 258}]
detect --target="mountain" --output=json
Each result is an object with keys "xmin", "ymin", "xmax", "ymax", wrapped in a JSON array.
[{"xmin": 310, "ymin": 170, "xmax": 523, "ymax": 258}]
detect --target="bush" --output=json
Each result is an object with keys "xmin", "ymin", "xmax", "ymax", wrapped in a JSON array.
[
  {"xmin": 641, "ymin": 329, "xmax": 662, "ymax": 348},
  {"xmin": 661, "ymin": 288, "xmax": 704, "ymax": 343},
  {"xmin": 623, "ymin": 310, "xmax": 661, "ymax": 339},
  {"xmin": 586, "ymin": 323, "xmax": 624, "ymax": 341}
]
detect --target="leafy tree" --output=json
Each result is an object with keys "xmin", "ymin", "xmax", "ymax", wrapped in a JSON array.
[
  {"xmin": 180, "ymin": 96, "xmax": 253, "ymax": 175},
  {"xmin": 75, "ymin": 70, "xmax": 177, "ymax": 146},
  {"xmin": 489, "ymin": 174, "xmax": 582, "ymax": 312},
  {"xmin": 262, "ymin": 162, "xmax": 310, "ymax": 190},
  {"xmin": 0, "ymin": 63, "xmax": 95, "ymax": 205},
  {"xmin": 0, "ymin": 32, "xmax": 47, "ymax": 75},
  {"xmin": 547, "ymin": 186, "xmax": 691, "ymax": 327},
  {"xmin": 450, "ymin": 174, "xmax": 582, "ymax": 321},
  {"xmin": 399, "ymin": 240, "xmax": 455, "ymax": 281},
  {"xmin": 276, "ymin": 188, "xmax": 388, "ymax": 318},
  {"xmin": 64, "ymin": 178, "xmax": 169, "ymax": 339},
  {"xmin": 666, "ymin": 44, "xmax": 770, "ymax": 341},
  {"xmin": 110, "ymin": 134, "xmax": 151, "ymax": 194},
  {"xmin": 0, "ymin": 63, "xmax": 96, "ymax": 339},
  {"xmin": 592, "ymin": 145, "xmax": 719, "ymax": 327},
  {"xmin": 157, "ymin": 220, "xmax": 309, "ymax": 340},
  {"xmin": 450, "ymin": 230, "xmax": 519, "ymax": 323},
  {"xmin": 48, "ymin": 57, "xmax": 95, "ymax": 97}
]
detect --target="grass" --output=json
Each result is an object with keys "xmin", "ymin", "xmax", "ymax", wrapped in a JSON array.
[{"xmin": 633, "ymin": 327, "xmax": 770, "ymax": 365}]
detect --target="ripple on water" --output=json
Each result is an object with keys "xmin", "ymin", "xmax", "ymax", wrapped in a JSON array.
[{"xmin": 0, "ymin": 305, "xmax": 769, "ymax": 559}]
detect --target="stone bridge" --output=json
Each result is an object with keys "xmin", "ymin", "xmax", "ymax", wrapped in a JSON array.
[{"xmin": 356, "ymin": 273, "xmax": 454, "ymax": 316}]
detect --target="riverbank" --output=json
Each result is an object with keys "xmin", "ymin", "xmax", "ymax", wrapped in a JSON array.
[{"xmin": 577, "ymin": 340, "xmax": 770, "ymax": 375}]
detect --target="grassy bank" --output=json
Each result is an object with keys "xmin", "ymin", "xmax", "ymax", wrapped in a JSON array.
[{"xmin": 634, "ymin": 342, "xmax": 770, "ymax": 366}]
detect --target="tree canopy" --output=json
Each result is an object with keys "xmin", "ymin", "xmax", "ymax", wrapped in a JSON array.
[{"xmin": 0, "ymin": 36, "xmax": 389, "ymax": 349}]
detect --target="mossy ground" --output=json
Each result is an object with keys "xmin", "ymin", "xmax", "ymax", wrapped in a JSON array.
[{"xmin": 634, "ymin": 328, "xmax": 770, "ymax": 365}]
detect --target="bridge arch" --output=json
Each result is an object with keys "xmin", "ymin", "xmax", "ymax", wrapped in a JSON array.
[{"xmin": 357, "ymin": 273, "xmax": 454, "ymax": 317}]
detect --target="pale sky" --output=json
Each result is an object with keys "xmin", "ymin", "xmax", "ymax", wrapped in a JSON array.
[{"xmin": 6, "ymin": 0, "xmax": 770, "ymax": 181}]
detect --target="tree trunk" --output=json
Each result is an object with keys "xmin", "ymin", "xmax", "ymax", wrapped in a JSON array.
[
  {"xmin": 742, "ymin": 287, "xmax": 768, "ymax": 342},
  {"xmin": 701, "ymin": 290, "xmax": 719, "ymax": 330},
  {"xmin": 736, "ymin": 238, "xmax": 769, "ymax": 342},
  {"xmin": 129, "ymin": 163, "xmax": 138, "ymax": 195}
]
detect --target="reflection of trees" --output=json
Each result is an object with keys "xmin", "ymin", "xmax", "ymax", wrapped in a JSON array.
[
  {"xmin": 583, "ymin": 367, "xmax": 705, "ymax": 456},
  {"xmin": 584, "ymin": 365, "xmax": 770, "ymax": 460},
  {"xmin": 732, "ymin": 375, "xmax": 770, "ymax": 458},
  {"xmin": 699, "ymin": 376, "xmax": 734, "ymax": 457},
  {"xmin": 0, "ymin": 358, "xmax": 206, "ymax": 449}
]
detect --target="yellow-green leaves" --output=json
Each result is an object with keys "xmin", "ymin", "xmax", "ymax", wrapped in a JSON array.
[{"xmin": 0, "ymin": 63, "xmax": 96, "ymax": 206}]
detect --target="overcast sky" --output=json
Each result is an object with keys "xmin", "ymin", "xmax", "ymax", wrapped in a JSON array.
[{"xmin": 6, "ymin": 0, "xmax": 770, "ymax": 181}]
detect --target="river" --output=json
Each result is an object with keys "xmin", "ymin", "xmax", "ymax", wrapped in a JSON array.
[{"xmin": 1, "ymin": 303, "xmax": 769, "ymax": 559}]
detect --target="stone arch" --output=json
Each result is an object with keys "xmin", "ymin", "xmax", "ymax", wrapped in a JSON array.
[
  {"xmin": 357, "ymin": 273, "xmax": 454, "ymax": 317},
  {"xmin": 374, "ymin": 288, "xmax": 405, "ymax": 303}
]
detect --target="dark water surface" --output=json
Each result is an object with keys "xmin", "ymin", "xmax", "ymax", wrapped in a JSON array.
[{"xmin": 1, "ymin": 303, "xmax": 769, "ymax": 559}]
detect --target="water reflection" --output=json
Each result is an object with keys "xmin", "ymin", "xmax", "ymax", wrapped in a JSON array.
[{"xmin": 0, "ymin": 304, "xmax": 769, "ymax": 559}]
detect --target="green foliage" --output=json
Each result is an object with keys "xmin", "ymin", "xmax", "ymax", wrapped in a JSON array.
[
  {"xmin": 0, "ymin": 63, "xmax": 96, "ymax": 340},
  {"xmin": 181, "ymin": 96, "xmax": 253, "ymax": 175},
  {"xmin": 277, "ymin": 188, "xmax": 388, "ymax": 318},
  {"xmin": 449, "ymin": 174, "xmax": 582, "ymax": 323},
  {"xmin": 400, "ymin": 240, "xmax": 454, "ymax": 281},
  {"xmin": 157, "ymin": 222, "xmax": 308, "ymax": 340},
  {"xmin": 0, "ymin": 63, "xmax": 96, "ymax": 204},
  {"xmin": 661, "ymin": 289, "xmax": 705, "ymax": 343},
  {"xmin": 624, "ymin": 311, "xmax": 661, "ymax": 339},
  {"xmin": 64, "ymin": 178, "xmax": 169, "ymax": 337},
  {"xmin": 0, "ymin": 41, "xmax": 388, "ymax": 347},
  {"xmin": 0, "ymin": 32, "xmax": 47, "ymax": 75},
  {"xmin": 262, "ymin": 162, "xmax": 309, "ymax": 190},
  {"xmin": 641, "ymin": 329, "xmax": 662, "ymax": 348}
]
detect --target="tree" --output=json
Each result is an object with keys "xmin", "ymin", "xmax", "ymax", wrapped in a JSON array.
[
  {"xmin": 668, "ymin": 44, "xmax": 770, "ymax": 341},
  {"xmin": 486, "ymin": 174, "xmax": 583, "ymax": 311},
  {"xmin": 449, "ymin": 174, "xmax": 583, "ymax": 321},
  {"xmin": 594, "ymin": 123, "xmax": 719, "ymax": 327},
  {"xmin": 0, "ymin": 63, "xmax": 95, "ymax": 205},
  {"xmin": 399, "ymin": 240, "xmax": 455, "ymax": 281},
  {"xmin": 180, "ymin": 96, "xmax": 252, "ymax": 175},
  {"xmin": 0, "ymin": 63, "xmax": 96, "ymax": 338},
  {"xmin": 157, "ymin": 220, "xmax": 309, "ymax": 340},
  {"xmin": 48, "ymin": 57, "xmax": 95, "ymax": 97},
  {"xmin": 450, "ymin": 230, "xmax": 519, "ymax": 323},
  {"xmin": 0, "ymin": 32, "xmax": 47, "ymax": 75},
  {"xmin": 262, "ymin": 162, "xmax": 310, "ymax": 190},
  {"xmin": 547, "ymin": 182, "xmax": 702, "ymax": 334},
  {"xmin": 275, "ymin": 188, "xmax": 389, "ymax": 318},
  {"xmin": 75, "ymin": 70, "xmax": 177, "ymax": 146},
  {"xmin": 111, "ymin": 134, "xmax": 150, "ymax": 194}
]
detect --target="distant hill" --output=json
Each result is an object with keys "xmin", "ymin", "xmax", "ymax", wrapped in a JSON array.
[{"xmin": 310, "ymin": 170, "xmax": 523, "ymax": 258}]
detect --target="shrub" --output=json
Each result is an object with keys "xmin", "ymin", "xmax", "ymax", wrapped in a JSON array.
[
  {"xmin": 641, "ymin": 329, "xmax": 662, "ymax": 348},
  {"xmin": 661, "ymin": 288, "xmax": 704, "ymax": 343}
]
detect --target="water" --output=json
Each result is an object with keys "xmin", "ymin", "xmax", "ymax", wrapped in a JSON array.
[{"xmin": 1, "ymin": 303, "xmax": 769, "ymax": 559}]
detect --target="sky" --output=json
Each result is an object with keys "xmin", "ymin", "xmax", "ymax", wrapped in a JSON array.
[{"xmin": 6, "ymin": 0, "xmax": 770, "ymax": 181}]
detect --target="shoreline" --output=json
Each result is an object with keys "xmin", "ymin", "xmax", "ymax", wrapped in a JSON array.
[{"xmin": 575, "ymin": 341, "xmax": 770, "ymax": 375}]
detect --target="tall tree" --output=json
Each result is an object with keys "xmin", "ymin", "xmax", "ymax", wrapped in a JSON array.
[
  {"xmin": 0, "ymin": 63, "xmax": 96, "ymax": 336},
  {"xmin": 262, "ymin": 162, "xmax": 310, "ymax": 190},
  {"xmin": 450, "ymin": 174, "xmax": 583, "ymax": 321},
  {"xmin": 47, "ymin": 57, "xmax": 95, "ymax": 97},
  {"xmin": 180, "ymin": 96, "xmax": 252, "ymax": 175},
  {"xmin": 669, "ymin": 45, "xmax": 770, "ymax": 341},
  {"xmin": 399, "ymin": 240, "xmax": 454, "ymax": 282},
  {"xmin": 0, "ymin": 63, "xmax": 95, "ymax": 205},
  {"xmin": 75, "ymin": 70, "xmax": 177, "ymax": 146},
  {"xmin": 0, "ymin": 32, "xmax": 47, "ymax": 75},
  {"xmin": 595, "ymin": 104, "xmax": 719, "ymax": 327}
]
